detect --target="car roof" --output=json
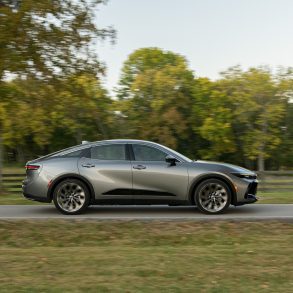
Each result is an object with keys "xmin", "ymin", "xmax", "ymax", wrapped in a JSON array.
[
  {"xmin": 45, "ymin": 139, "xmax": 191, "ymax": 163},
  {"xmin": 83, "ymin": 139, "xmax": 160, "ymax": 146},
  {"xmin": 96, "ymin": 139, "xmax": 155, "ymax": 143}
]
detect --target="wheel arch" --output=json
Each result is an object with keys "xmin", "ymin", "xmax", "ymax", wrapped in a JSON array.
[
  {"xmin": 188, "ymin": 173, "xmax": 237, "ymax": 205},
  {"xmin": 47, "ymin": 173, "xmax": 95, "ymax": 203}
]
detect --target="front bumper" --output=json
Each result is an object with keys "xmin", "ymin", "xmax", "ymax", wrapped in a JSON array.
[{"xmin": 235, "ymin": 180, "xmax": 258, "ymax": 206}]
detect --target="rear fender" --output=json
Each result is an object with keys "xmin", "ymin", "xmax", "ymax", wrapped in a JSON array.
[{"xmin": 47, "ymin": 173, "xmax": 95, "ymax": 202}]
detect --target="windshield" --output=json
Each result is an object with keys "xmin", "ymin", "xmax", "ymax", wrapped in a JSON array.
[{"xmin": 160, "ymin": 144, "xmax": 192, "ymax": 162}]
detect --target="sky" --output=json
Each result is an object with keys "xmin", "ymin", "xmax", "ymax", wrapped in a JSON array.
[{"xmin": 96, "ymin": 0, "xmax": 293, "ymax": 92}]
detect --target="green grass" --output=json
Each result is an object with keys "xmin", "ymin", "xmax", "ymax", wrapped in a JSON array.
[
  {"xmin": 0, "ymin": 221, "xmax": 292, "ymax": 292},
  {"xmin": 0, "ymin": 193, "xmax": 45, "ymax": 205},
  {"xmin": 2, "ymin": 166, "xmax": 25, "ymax": 174},
  {"xmin": 257, "ymin": 191, "xmax": 293, "ymax": 204}
]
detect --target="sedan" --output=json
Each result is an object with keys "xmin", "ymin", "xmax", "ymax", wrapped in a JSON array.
[{"xmin": 22, "ymin": 139, "xmax": 258, "ymax": 214}]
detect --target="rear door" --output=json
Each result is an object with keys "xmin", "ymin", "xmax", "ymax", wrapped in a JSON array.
[
  {"xmin": 130, "ymin": 143, "xmax": 189, "ymax": 203},
  {"xmin": 78, "ymin": 143, "xmax": 132, "ymax": 202}
]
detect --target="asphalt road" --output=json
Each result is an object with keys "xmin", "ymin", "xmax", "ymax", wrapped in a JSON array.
[{"xmin": 0, "ymin": 204, "xmax": 292, "ymax": 220}]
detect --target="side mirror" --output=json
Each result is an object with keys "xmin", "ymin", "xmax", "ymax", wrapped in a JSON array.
[{"xmin": 165, "ymin": 155, "xmax": 177, "ymax": 166}]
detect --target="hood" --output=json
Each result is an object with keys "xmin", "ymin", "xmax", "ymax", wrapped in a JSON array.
[{"xmin": 193, "ymin": 160, "xmax": 255, "ymax": 175}]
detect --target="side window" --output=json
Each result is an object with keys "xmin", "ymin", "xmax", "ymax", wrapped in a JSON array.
[
  {"xmin": 62, "ymin": 149, "xmax": 88, "ymax": 158},
  {"xmin": 91, "ymin": 144, "xmax": 126, "ymax": 160},
  {"xmin": 132, "ymin": 144, "xmax": 167, "ymax": 161}
]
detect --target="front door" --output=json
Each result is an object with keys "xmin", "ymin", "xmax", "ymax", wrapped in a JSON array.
[{"xmin": 130, "ymin": 143, "xmax": 189, "ymax": 203}]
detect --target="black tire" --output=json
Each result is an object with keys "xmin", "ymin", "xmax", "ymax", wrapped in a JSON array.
[
  {"xmin": 53, "ymin": 179, "xmax": 90, "ymax": 215},
  {"xmin": 194, "ymin": 179, "xmax": 231, "ymax": 214}
]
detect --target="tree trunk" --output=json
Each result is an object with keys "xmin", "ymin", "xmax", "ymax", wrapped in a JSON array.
[
  {"xmin": 0, "ymin": 136, "xmax": 3, "ymax": 193},
  {"xmin": 16, "ymin": 145, "xmax": 25, "ymax": 164},
  {"xmin": 95, "ymin": 116, "xmax": 107, "ymax": 139},
  {"xmin": 258, "ymin": 108, "xmax": 268, "ymax": 171},
  {"xmin": 258, "ymin": 153, "xmax": 265, "ymax": 171},
  {"xmin": 75, "ymin": 129, "xmax": 83, "ymax": 144}
]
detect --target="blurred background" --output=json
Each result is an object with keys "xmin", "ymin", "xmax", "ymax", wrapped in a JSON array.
[
  {"xmin": 0, "ymin": 2, "xmax": 292, "ymax": 291},
  {"xmin": 0, "ymin": 0, "xmax": 292, "ymax": 173}
]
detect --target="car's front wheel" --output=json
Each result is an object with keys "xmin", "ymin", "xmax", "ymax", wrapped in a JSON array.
[
  {"xmin": 194, "ymin": 179, "xmax": 231, "ymax": 214},
  {"xmin": 53, "ymin": 179, "xmax": 90, "ymax": 215}
]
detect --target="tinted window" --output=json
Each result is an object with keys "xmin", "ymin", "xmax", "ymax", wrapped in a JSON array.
[
  {"xmin": 62, "ymin": 149, "xmax": 88, "ymax": 158},
  {"xmin": 91, "ymin": 144, "xmax": 126, "ymax": 160},
  {"xmin": 133, "ymin": 144, "xmax": 167, "ymax": 161}
]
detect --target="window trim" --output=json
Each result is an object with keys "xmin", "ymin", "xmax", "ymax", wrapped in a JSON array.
[{"xmin": 55, "ymin": 141, "xmax": 187, "ymax": 162}]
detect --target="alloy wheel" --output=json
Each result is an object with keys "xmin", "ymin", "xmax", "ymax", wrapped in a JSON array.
[
  {"xmin": 56, "ymin": 182, "xmax": 86, "ymax": 213},
  {"xmin": 198, "ymin": 182, "xmax": 229, "ymax": 213}
]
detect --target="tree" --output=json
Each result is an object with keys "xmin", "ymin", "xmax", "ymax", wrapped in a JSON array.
[
  {"xmin": 192, "ymin": 77, "xmax": 237, "ymax": 160},
  {"xmin": 0, "ymin": 78, "xmax": 57, "ymax": 161},
  {"xmin": 0, "ymin": 73, "xmax": 113, "ymax": 162},
  {"xmin": 0, "ymin": 100, "xmax": 6, "ymax": 191},
  {"xmin": 0, "ymin": 0, "xmax": 115, "ymax": 80},
  {"xmin": 53, "ymin": 73, "xmax": 114, "ymax": 144},
  {"xmin": 273, "ymin": 67, "xmax": 293, "ymax": 169},
  {"xmin": 0, "ymin": 0, "xmax": 115, "ymax": 178},
  {"xmin": 117, "ymin": 48, "xmax": 196, "ymax": 152},
  {"xmin": 118, "ymin": 47, "xmax": 188, "ymax": 99},
  {"xmin": 197, "ymin": 66, "xmax": 286, "ymax": 170}
]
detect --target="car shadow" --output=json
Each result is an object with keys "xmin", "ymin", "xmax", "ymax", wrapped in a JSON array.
[
  {"xmin": 84, "ymin": 204, "xmax": 259, "ymax": 216},
  {"xmin": 30, "ymin": 204, "xmax": 260, "ymax": 217}
]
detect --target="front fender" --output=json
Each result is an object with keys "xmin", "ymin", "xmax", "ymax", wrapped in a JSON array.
[{"xmin": 188, "ymin": 172, "xmax": 237, "ymax": 205}]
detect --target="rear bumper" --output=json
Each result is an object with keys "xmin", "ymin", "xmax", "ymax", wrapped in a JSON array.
[{"xmin": 22, "ymin": 179, "xmax": 51, "ymax": 203}]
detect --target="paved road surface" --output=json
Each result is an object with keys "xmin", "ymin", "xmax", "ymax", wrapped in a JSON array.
[{"xmin": 0, "ymin": 204, "xmax": 292, "ymax": 220}]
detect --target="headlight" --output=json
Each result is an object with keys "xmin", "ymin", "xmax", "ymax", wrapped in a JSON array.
[{"xmin": 232, "ymin": 173, "xmax": 257, "ymax": 180}]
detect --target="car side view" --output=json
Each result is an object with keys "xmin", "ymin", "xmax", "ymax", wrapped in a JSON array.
[{"xmin": 22, "ymin": 139, "xmax": 258, "ymax": 215}]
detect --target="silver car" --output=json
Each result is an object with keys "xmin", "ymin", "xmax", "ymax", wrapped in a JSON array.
[{"xmin": 22, "ymin": 139, "xmax": 258, "ymax": 215}]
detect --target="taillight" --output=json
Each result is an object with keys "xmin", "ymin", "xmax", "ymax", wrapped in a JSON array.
[{"xmin": 25, "ymin": 165, "xmax": 40, "ymax": 170}]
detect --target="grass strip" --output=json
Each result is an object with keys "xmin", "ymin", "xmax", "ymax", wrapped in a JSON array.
[{"xmin": 0, "ymin": 221, "xmax": 292, "ymax": 292}]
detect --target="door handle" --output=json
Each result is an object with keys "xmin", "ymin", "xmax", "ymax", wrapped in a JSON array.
[
  {"xmin": 82, "ymin": 163, "xmax": 95, "ymax": 168},
  {"xmin": 133, "ymin": 164, "xmax": 146, "ymax": 170}
]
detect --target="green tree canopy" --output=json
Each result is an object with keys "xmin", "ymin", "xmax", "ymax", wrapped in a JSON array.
[
  {"xmin": 53, "ymin": 73, "xmax": 114, "ymax": 144},
  {"xmin": 117, "ymin": 48, "xmax": 196, "ymax": 151},
  {"xmin": 0, "ymin": 0, "xmax": 115, "ymax": 80},
  {"xmin": 0, "ymin": 0, "xmax": 115, "ymax": 187},
  {"xmin": 117, "ymin": 47, "xmax": 188, "ymax": 100},
  {"xmin": 196, "ymin": 66, "xmax": 286, "ymax": 170}
]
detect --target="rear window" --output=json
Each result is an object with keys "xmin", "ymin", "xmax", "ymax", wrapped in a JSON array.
[{"xmin": 61, "ymin": 148, "xmax": 90, "ymax": 158}]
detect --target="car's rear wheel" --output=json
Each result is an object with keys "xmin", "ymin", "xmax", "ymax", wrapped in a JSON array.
[
  {"xmin": 194, "ymin": 179, "xmax": 231, "ymax": 214},
  {"xmin": 53, "ymin": 179, "xmax": 90, "ymax": 215}
]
